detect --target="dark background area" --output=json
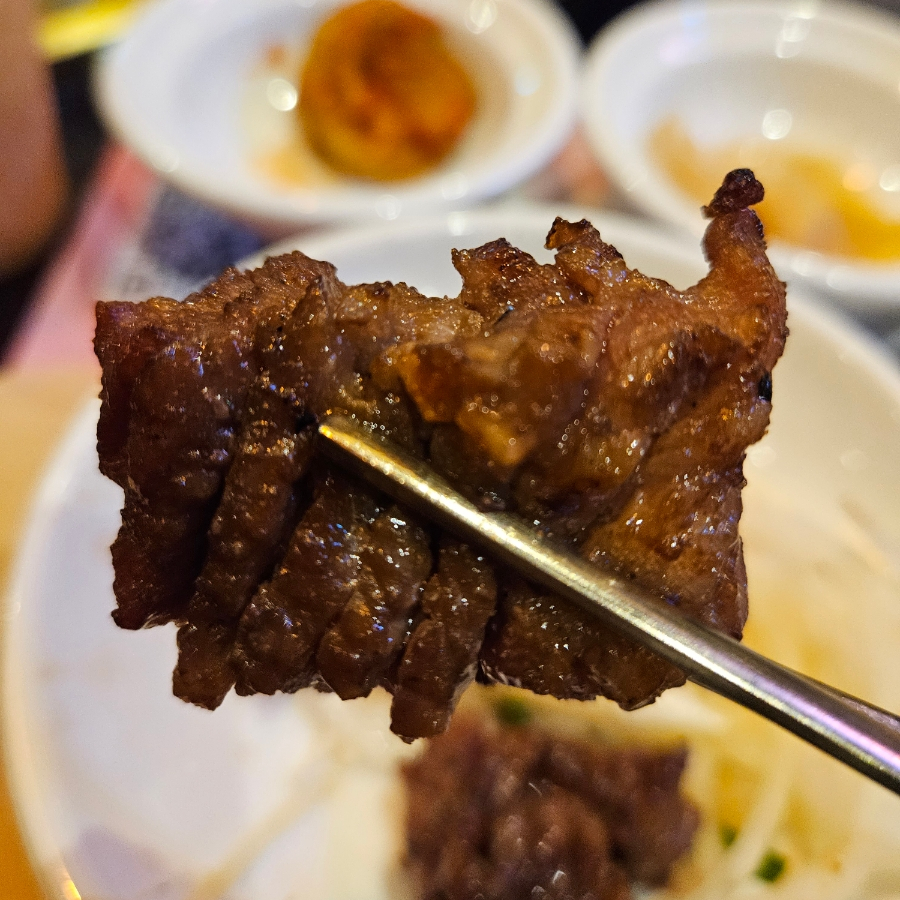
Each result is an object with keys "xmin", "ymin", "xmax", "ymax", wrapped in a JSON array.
[{"xmin": 0, "ymin": 53, "xmax": 105, "ymax": 356}]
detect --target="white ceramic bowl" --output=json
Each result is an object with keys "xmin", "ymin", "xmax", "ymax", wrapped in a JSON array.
[
  {"xmin": 95, "ymin": 0, "xmax": 581, "ymax": 231},
  {"xmin": 581, "ymin": 0, "xmax": 900, "ymax": 321}
]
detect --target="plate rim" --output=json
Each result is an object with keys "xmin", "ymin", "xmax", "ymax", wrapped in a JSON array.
[{"xmin": 1, "ymin": 399, "xmax": 102, "ymax": 900}]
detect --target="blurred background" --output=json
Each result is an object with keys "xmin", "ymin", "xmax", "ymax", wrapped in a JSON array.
[{"xmin": 4, "ymin": 0, "xmax": 900, "ymax": 359}]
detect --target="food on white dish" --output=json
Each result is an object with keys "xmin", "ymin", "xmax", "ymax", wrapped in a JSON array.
[
  {"xmin": 402, "ymin": 703, "xmax": 698, "ymax": 900},
  {"xmin": 298, "ymin": 0, "xmax": 477, "ymax": 181}
]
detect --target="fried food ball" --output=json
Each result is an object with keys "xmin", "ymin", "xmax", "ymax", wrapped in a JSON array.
[{"xmin": 299, "ymin": 0, "xmax": 477, "ymax": 181}]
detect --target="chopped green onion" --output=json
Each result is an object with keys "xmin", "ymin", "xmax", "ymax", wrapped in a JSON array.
[
  {"xmin": 719, "ymin": 823, "xmax": 738, "ymax": 847},
  {"xmin": 494, "ymin": 696, "xmax": 532, "ymax": 727},
  {"xmin": 755, "ymin": 851, "xmax": 787, "ymax": 883}
]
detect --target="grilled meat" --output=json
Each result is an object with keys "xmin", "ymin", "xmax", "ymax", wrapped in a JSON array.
[{"xmin": 95, "ymin": 170, "xmax": 787, "ymax": 739}]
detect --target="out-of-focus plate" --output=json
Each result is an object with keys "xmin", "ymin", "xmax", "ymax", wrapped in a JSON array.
[
  {"xmin": 5, "ymin": 208, "xmax": 900, "ymax": 900},
  {"xmin": 94, "ymin": 0, "xmax": 581, "ymax": 230},
  {"xmin": 580, "ymin": 0, "xmax": 900, "ymax": 322}
]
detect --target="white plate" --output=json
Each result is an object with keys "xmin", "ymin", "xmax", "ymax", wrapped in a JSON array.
[
  {"xmin": 5, "ymin": 208, "xmax": 900, "ymax": 900},
  {"xmin": 95, "ymin": 0, "xmax": 581, "ymax": 230},
  {"xmin": 580, "ymin": 0, "xmax": 900, "ymax": 321}
]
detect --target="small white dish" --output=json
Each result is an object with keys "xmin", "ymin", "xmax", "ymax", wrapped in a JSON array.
[
  {"xmin": 581, "ymin": 0, "xmax": 900, "ymax": 321},
  {"xmin": 95, "ymin": 0, "xmax": 581, "ymax": 231},
  {"xmin": 5, "ymin": 209, "xmax": 900, "ymax": 899}
]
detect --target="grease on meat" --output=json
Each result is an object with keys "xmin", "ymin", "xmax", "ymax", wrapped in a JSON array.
[{"xmin": 95, "ymin": 170, "xmax": 787, "ymax": 740}]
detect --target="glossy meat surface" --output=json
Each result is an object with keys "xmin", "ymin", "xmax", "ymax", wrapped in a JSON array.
[
  {"xmin": 94, "ymin": 253, "xmax": 338, "ymax": 629},
  {"xmin": 95, "ymin": 170, "xmax": 787, "ymax": 739}
]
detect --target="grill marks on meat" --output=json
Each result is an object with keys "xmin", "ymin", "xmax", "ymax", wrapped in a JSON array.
[
  {"xmin": 173, "ymin": 271, "xmax": 347, "ymax": 704},
  {"xmin": 401, "ymin": 714, "xmax": 698, "ymax": 900},
  {"xmin": 316, "ymin": 508, "xmax": 432, "ymax": 699},
  {"xmin": 108, "ymin": 336, "xmax": 245, "ymax": 630},
  {"xmin": 95, "ymin": 253, "xmax": 339, "ymax": 629},
  {"xmin": 95, "ymin": 171, "xmax": 787, "ymax": 739},
  {"xmin": 231, "ymin": 473, "xmax": 378, "ymax": 697},
  {"xmin": 480, "ymin": 583, "xmax": 683, "ymax": 708},
  {"xmin": 391, "ymin": 541, "xmax": 498, "ymax": 738}
]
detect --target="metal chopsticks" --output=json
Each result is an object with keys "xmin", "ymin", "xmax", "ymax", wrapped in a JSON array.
[{"xmin": 318, "ymin": 413, "xmax": 900, "ymax": 797}]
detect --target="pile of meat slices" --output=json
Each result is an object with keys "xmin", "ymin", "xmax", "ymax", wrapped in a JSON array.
[
  {"xmin": 402, "ymin": 714, "xmax": 699, "ymax": 899},
  {"xmin": 94, "ymin": 170, "xmax": 787, "ymax": 741}
]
